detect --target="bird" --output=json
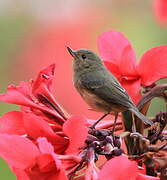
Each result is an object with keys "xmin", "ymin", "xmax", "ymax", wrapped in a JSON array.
[{"xmin": 66, "ymin": 47, "xmax": 153, "ymax": 128}]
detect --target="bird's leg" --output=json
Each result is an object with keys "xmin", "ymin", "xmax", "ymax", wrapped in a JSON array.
[
  {"xmin": 111, "ymin": 112, "xmax": 119, "ymax": 134},
  {"xmin": 90, "ymin": 113, "xmax": 109, "ymax": 129}
]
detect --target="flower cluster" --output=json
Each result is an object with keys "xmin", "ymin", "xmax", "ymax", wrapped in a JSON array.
[
  {"xmin": 0, "ymin": 30, "xmax": 167, "ymax": 180},
  {"xmin": 0, "ymin": 64, "xmax": 122, "ymax": 179},
  {"xmin": 98, "ymin": 30, "xmax": 167, "ymax": 104}
]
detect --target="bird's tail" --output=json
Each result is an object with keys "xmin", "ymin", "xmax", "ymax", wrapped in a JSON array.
[{"xmin": 129, "ymin": 107, "xmax": 153, "ymax": 126}]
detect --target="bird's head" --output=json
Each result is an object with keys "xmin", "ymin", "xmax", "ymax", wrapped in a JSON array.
[{"xmin": 66, "ymin": 47, "xmax": 103, "ymax": 72}]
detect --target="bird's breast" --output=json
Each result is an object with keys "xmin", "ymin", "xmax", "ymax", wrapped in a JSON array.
[{"xmin": 75, "ymin": 81, "xmax": 112, "ymax": 113}]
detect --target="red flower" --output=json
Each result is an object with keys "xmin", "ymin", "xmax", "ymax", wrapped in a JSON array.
[
  {"xmin": 0, "ymin": 64, "xmax": 90, "ymax": 155},
  {"xmin": 153, "ymin": 0, "xmax": 167, "ymax": 25},
  {"xmin": 0, "ymin": 64, "xmax": 68, "ymax": 123},
  {"xmin": 98, "ymin": 30, "xmax": 167, "ymax": 104},
  {"xmin": 0, "ymin": 110, "xmax": 90, "ymax": 155},
  {"xmin": 99, "ymin": 155, "xmax": 159, "ymax": 180},
  {"xmin": 0, "ymin": 110, "xmax": 68, "ymax": 154},
  {"xmin": 0, "ymin": 111, "xmax": 89, "ymax": 178},
  {"xmin": 0, "ymin": 134, "xmax": 67, "ymax": 180}
]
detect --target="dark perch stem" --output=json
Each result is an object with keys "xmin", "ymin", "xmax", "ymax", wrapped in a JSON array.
[
  {"xmin": 122, "ymin": 110, "xmax": 134, "ymax": 155},
  {"xmin": 137, "ymin": 84, "xmax": 167, "ymax": 110}
]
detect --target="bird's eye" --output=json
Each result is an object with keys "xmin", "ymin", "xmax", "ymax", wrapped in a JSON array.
[{"xmin": 81, "ymin": 54, "xmax": 86, "ymax": 59}]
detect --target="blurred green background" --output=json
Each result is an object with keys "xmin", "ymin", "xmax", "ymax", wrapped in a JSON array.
[{"xmin": 0, "ymin": 0, "xmax": 167, "ymax": 179}]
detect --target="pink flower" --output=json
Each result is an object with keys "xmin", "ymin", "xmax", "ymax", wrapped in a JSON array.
[{"xmin": 98, "ymin": 30, "xmax": 167, "ymax": 104}]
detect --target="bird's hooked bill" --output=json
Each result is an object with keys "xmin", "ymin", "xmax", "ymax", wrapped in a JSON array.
[{"xmin": 66, "ymin": 46, "xmax": 77, "ymax": 58}]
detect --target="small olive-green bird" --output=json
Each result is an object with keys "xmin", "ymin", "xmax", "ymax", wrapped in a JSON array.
[{"xmin": 67, "ymin": 47, "xmax": 153, "ymax": 126}]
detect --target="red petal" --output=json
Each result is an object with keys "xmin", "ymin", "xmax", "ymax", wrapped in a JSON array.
[
  {"xmin": 153, "ymin": 0, "xmax": 167, "ymax": 25},
  {"xmin": 99, "ymin": 155, "xmax": 138, "ymax": 180},
  {"xmin": 98, "ymin": 30, "xmax": 137, "ymax": 76},
  {"xmin": 31, "ymin": 64, "xmax": 68, "ymax": 120},
  {"xmin": 104, "ymin": 61, "xmax": 121, "ymax": 79},
  {"xmin": 36, "ymin": 154, "xmax": 57, "ymax": 173},
  {"xmin": 37, "ymin": 138, "xmax": 61, "ymax": 169},
  {"xmin": 136, "ymin": 173, "xmax": 159, "ymax": 180},
  {"xmin": 48, "ymin": 169, "xmax": 68, "ymax": 180},
  {"xmin": 23, "ymin": 113, "xmax": 57, "ymax": 141},
  {"xmin": 32, "ymin": 64, "xmax": 55, "ymax": 94},
  {"xmin": 12, "ymin": 167, "xmax": 30, "ymax": 180},
  {"xmin": 0, "ymin": 134, "xmax": 40, "ymax": 169},
  {"xmin": 37, "ymin": 137, "xmax": 54, "ymax": 154},
  {"xmin": 63, "ymin": 116, "xmax": 88, "ymax": 154},
  {"xmin": 138, "ymin": 45, "xmax": 167, "ymax": 86},
  {"xmin": 23, "ymin": 113, "xmax": 68, "ymax": 153},
  {"xmin": 0, "ymin": 82, "xmax": 64, "ymax": 122},
  {"xmin": 120, "ymin": 79, "xmax": 142, "ymax": 104},
  {"xmin": 0, "ymin": 82, "xmax": 34, "ymax": 107},
  {"xmin": 0, "ymin": 111, "xmax": 26, "ymax": 135},
  {"xmin": 37, "ymin": 138, "xmax": 67, "ymax": 180}
]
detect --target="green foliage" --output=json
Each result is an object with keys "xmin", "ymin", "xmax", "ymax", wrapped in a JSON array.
[{"xmin": 0, "ymin": 159, "xmax": 16, "ymax": 180}]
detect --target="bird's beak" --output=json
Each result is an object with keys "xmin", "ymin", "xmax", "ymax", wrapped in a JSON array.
[{"xmin": 66, "ymin": 46, "xmax": 77, "ymax": 58}]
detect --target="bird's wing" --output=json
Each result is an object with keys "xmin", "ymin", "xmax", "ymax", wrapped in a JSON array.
[{"xmin": 80, "ymin": 72, "xmax": 133, "ymax": 108}]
